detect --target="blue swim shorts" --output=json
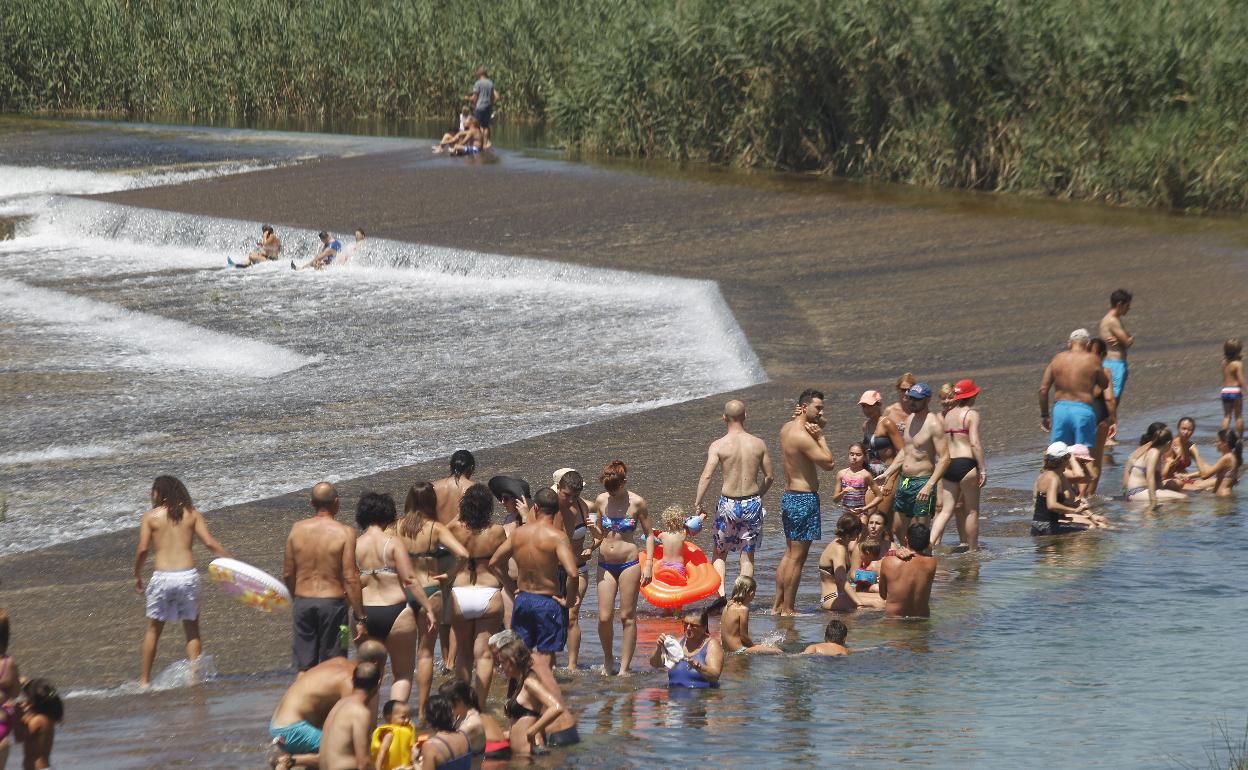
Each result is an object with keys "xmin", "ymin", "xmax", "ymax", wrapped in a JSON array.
[
  {"xmin": 714, "ymin": 494, "xmax": 765, "ymax": 554},
  {"xmin": 780, "ymin": 491, "xmax": 821, "ymax": 541},
  {"xmin": 1104, "ymin": 359, "xmax": 1128, "ymax": 399},
  {"xmin": 1051, "ymin": 400, "xmax": 1098, "ymax": 446},
  {"xmin": 512, "ymin": 591, "xmax": 566, "ymax": 653},
  {"xmin": 270, "ymin": 719, "xmax": 322, "ymax": 755}
]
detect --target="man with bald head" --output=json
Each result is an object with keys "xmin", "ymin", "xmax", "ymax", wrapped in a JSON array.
[
  {"xmin": 283, "ymin": 482, "xmax": 366, "ymax": 671},
  {"xmin": 695, "ymin": 399, "xmax": 775, "ymax": 596}
]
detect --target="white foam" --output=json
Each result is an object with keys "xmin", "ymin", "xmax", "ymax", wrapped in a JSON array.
[
  {"xmin": 0, "ymin": 162, "xmax": 278, "ymax": 200},
  {"xmin": 0, "ymin": 278, "xmax": 314, "ymax": 378},
  {"xmin": 0, "ymin": 443, "xmax": 122, "ymax": 466}
]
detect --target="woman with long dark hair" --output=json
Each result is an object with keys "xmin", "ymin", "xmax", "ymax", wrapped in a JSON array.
[
  {"xmin": 591, "ymin": 461, "xmax": 654, "ymax": 676},
  {"xmin": 448, "ymin": 484, "xmax": 507, "ymax": 708}
]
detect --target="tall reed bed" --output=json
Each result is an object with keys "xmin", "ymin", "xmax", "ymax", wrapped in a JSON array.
[{"xmin": 3, "ymin": 0, "xmax": 1246, "ymax": 210}]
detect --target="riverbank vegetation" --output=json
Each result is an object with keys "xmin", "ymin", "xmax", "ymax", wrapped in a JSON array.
[{"xmin": 2, "ymin": 0, "xmax": 1245, "ymax": 210}]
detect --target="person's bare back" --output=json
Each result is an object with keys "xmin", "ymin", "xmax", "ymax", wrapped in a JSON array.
[
  {"xmin": 712, "ymin": 430, "xmax": 770, "ymax": 498},
  {"xmin": 318, "ymin": 695, "xmax": 372, "ymax": 770},
  {"xmin": 719, "ymin": 602, "xmax": 752, "ymax": 653},
  {"xmin": 143, "ymin": 506, "xmax": 206, "ymax": 572},
  {"xmin": 879, "ymin": 552, "xmax": 936, "ymax": 618},
  {"xmin": 271, "ymin": 657, "xmax": 355, "ymax": 729},
  {"xmin": 285, "ymin": 516, "xmax": 354, "ymax": 599},
  {"xmin": 504, "ymin": 518, "xmax": 574, "ymax": 596},
  {"xmin": 1044, "ymin": 349, "xmax": 1104, "ymax": 404}
]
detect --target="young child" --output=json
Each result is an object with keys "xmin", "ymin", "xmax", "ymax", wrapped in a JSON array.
[
  {"xmin": 719, "ymin": 576, "xmax": 781, "ymax": 654},
  {"xmin": 832, "ymin": 443, "xmax": 882, "ymax": 518},
  {"xmin": 16, "ymin": 678, "xmax": 63, "ymax": 770},
  {"xmin": 1222, "ymin": 338, "xmax": 1245, "ymax": 436},
  {"xmin": 656, "ymin": 505, "xmax": 690, "ymax": 577},
  {"xmin": 802, "ymin": 619, "xmax": 851, "ymax": 656},
  {"xmin": 370, "ymin": 700, "xmax": 417, "ymax": 770},
  {"xmin": 853, "ymin": 538, "xmax": 883, "ymax": 594}
]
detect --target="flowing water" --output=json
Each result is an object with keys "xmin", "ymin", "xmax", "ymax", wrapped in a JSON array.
[{"xmin": 2, "ymin": 119, "xmax": 1246, "ymax": 769}]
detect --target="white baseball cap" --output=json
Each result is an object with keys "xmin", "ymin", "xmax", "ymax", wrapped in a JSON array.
[
  {"xmin": 1045, "ymin": 441, "xmax": 1071, "ymax": 458},
  {"xmin": 1069, "ymin": 328, "xmax": 1090, "ymax": 342}
]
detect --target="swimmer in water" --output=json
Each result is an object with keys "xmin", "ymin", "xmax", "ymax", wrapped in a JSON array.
[
  {"xmin": 293, "ymin": 231, "xmax": 342, "ymax": 270},
  {"xmin": 1179, "ymin": 429, "xmax": 1242, "ymax": 497},
  {"xmin": 879, "ymin": 522, "xmax": 937, "ymax": 618},
  {"xmin": 801, "ymin": 619, "xmax": 850, "ymax": 656},
  {"xmin": 1162, "ymin": 417, "xmax": 1202, "ymax": 490},
  {"xmin": 831, "ymin": 443, "xmax": 882, "ymax": 520},
  {"xmin": 720, "ymin": 575, "xmax": 782, "ymax": 654},
  {"xmin": 1123, "ymin": 427, "xmax": 1186, "ymax": 506},
  {"xmin": 1221, "ymin": 338, "xmax": 1245, "ymax": 437},
  {"xmin": 232, "ymin": 224, "xmax": 281, "ymax": 267},
  {"xmin": 336, "ymin": 228, "xmax": 365, "ymax": 266}
]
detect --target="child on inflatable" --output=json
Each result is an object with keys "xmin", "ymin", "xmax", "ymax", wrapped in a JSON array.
[{"xmin": 656, "ymin": 506, "xmax": 690, "ymax": 579}]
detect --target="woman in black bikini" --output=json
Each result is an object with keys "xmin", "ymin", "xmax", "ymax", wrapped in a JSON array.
[
  {"xmin": 395, "ymin": 482, "xmax": 468, "ymax": 722},
  {"xmin": 356, "ymin": 492, "xmax": 436, "ymax": 707},
  {"xmin": 859, "ymin": 389, "xmax": 903, "ymax": 530},
  {"xmin": 497, "ymin": 638, "xmax": 567, "ymax": 756},
  {"xmin": 931, "ymin": 379, "xmax": 986, "ymax": 551}
]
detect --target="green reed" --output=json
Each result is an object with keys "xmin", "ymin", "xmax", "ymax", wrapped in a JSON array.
[{"xmin": 3, "ymin": 0, "xmax": 1246, "ymax": 211}]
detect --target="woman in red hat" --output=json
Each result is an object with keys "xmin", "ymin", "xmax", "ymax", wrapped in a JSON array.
[{"xmin": 930, "ymin": 379, "xmax": 986, "ymax": 551}]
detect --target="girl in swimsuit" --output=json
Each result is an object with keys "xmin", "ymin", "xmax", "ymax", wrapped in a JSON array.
[
  {"xmin": 418, "ymin": 694, "xmax": 473, "ymax": 770},
  {"xmin": 1222, "ymin": 338, "xmax": 1245, "ymax": 437},
  {"xmin": 395, "ymin": 482, "xmax": 469, "ymax": 722},
  {"xmin": 0, "ymin": 610, "xmax": 20, "ymax": 769},
  {"xmin": 931, "ymin": 379, "xmax": 986, "ymax": 552},
  {"xmin": 448, "ymin": 484, "xmax": 507, "ymax": 709},
  {"xmin": 656, "ymin": 506, "xmax": 690, "ymax": 577},
  {"xmin": 832, "ymin": 443, "xmax": 882, "ymax": 520},
  {"xmin": 356, "ymin": 492, "xmax": 436, "ymax": 706},
  {"xmin": 496, "ymin": 639, "xmax": 566, "ymax": 756},
  {"xmin": 818, "ymin": 514, "xmax": 883, "ymax": 611},
  {"xmin": 1087, "ymin": 338, "xmax": 1119, "ymax": 495},
  {"xmin": 1179, "ymin": 429, "xmax": 1242, "ymax": 498},
  {"xmin": 592, "ymin": 461, "xmax": 654, "ymax": 676},
  {"xmin": 439, "ymin": 678, "xmax": 509, "ymax": 769},
  {"xmin": 1123, "ymin": 427, "xmax": 1187, "ymax": 505},
  {"xmin": 1162, "ymin": 417, "xmax": 1203, "ymax": 490}
]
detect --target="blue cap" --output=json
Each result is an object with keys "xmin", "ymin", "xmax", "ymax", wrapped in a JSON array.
[{"xmin": 906, "ymin": 382, "xmax": 933, "ymax": 399}]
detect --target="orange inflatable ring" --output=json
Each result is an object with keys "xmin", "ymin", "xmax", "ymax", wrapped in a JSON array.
[{"xmin": 639, "ymin": 538, "xmax": 721, "ymax": 610}]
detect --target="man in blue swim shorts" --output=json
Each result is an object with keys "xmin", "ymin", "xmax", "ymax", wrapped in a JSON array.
[
  {"xmin": 1098, "ymin": 288, "xmax": 1133, "ymax": 405},
  {"xmin": 489, "ymin": 489, "xmax": 578, "ymax": 689},
  {"xmin": 877, "ymin": 383, "xmax": 949, "ymax": 542},
  {"xmin": 269, "ymin": 640, "xmax": 388, "ymax": 767},
  {"xmin": 1039, "ymin": 329, "xmax": 1109, "ymax": 447},
  {"xmin": 693, "ymin": 399, "xmax": 775, "ymax": 596},
  {"xmin": 774, "ymin": 388, "xmax": 836, "ymax": 615}
]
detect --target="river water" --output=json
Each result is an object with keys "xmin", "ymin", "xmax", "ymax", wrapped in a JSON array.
[{"xmin": 2, "ymin": 119, "xmax": 1246, "ymax": 769}]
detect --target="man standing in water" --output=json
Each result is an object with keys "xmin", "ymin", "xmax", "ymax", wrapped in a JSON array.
[
  {"xmin": 464, "ymin": 68, "xmax": 497, "ymax": 149},
  {"xmin": 774, "ymin": 389, "xmax": 836, "ymax": 616},
  {"xmin": 133, "ymin": 475, "xmax": 231, "ymax": 688},
  {"xmin": 1039, "ymin": 329, "xmax": 1109, "ymax": 448},
  {"xmin": 879, "ymin": 522, "xmax": 937, "ymax": 618},
  {"xmin": 694, "ymin": 399, "xmax": 775, "ymax": 596},
  {"xmin": 489, "ymin": 489, "xmax": 577, "ymax": 693},
  {"xmin": 878, "ymin": 383, "xmax": 949, "ymax": 542},
  {"xmin": 1098, "ymin": 289, "xmax": 1134, "ymax": 428},
  {"xmin": 283, "ymin": 482, "xmax": 367, "ymax": 671}
]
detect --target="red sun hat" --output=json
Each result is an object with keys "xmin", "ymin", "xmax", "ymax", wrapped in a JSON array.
[{"xmin": 953, "ymin": 379, "xmax": 981, "ymax": 400}]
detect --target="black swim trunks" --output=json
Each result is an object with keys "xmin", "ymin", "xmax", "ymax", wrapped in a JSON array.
[{"xmin": 292, "ymin": 596, "xmax": 348, "ymax": 670}]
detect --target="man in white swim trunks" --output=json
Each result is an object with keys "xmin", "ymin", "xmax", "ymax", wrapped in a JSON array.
[
  {"xmin": 694, "ymin": 399, "xmax": 774, "ymax": 597},
  {"xmin": 133, "ymin": 475, "xmax": 231, "ymax": 688}
]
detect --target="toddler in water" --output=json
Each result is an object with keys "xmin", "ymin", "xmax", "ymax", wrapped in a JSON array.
[
  {"xmin": 833, "ymin": 443, "xmax": 882, "ymax": 518},
  {"xmin": 719, "ymin": 576, "xmax": 782, "ymax": 654},
  {"xmin": 657, "ymin": 506, "xmax": 690, "ymax": 577},
  {"xmin": 370, "ymin": 700, "xmax": 417, "ymax": 770},
  {"xmin": 1221, "ymin": 338, "xmax": 1245, "ymax": 436}
]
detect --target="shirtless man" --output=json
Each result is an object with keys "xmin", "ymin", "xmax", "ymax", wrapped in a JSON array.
[
  {"xmin": 883, "ymin": 373, "xmax": 917, "ymax": 433},
  {"xmin": 233, "ymin": 224, "xmax": 281, "ymax": 267},
  {"xmin": 488, "ymin": 489, "xmax": 579, "ymax": 737},
  {"xmin": 317, "ymin": 662, "xmax": 381, "ymax": 770},
  {"xmin": 133, "ymin": 475, "xmax": 231, "ymax": 687},
  {"xmin": 1039, "ymin": 329, "xmax": 1110, "ymax": 448},
  {"xmin": 448, "ymin": 118, "xmax": 484, "ymax": 156},
  {"xmin": 432, "ymin": 450, "xmax": 476, "ymax": 661},
  {"xmin": 1098, "ymin": 289, "xmax": 1134, "ymax": 411},
  {"xmin": 694, "ymin": 399, "xmax": 775, "ymax": 596},
  {"xmin": 554, "ymin": 469, "xmax": 596, "ymax": 670},
  {"xmin": 801, "ymin": 619, "xmax": 850, "ymax": 656},
  {"xmin": 878, "ymin": 383, "xmax": 949, "ymax": 541},
  {"xmin": 269, "ymin": 640, "xmax": 387, "ymax": 769},
  {"xmin": 773, "ymin": 388, "xmax": 837, "ymax": 616},
  {"xmin": 879, "ymin": 522, "xmax": 937, "ymax": 617},
  {"xmin": 283, "ymin": 482, "xmax": 366, "ymax": 671}
]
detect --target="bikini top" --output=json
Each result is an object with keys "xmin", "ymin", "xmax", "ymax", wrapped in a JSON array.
[
  {"xmin": 505, "ymin": 676, "xmax": 543, "ymax": 721},
  {"xmin": 946, "ymin": 409, "xmax": 970, "ymax": 435},
  {"xmin": 864, "ymin": 427, "xmax": 892, "ymax": 460},
  {"xmin": 359, "ymin": 537, "xmax": 397, "ymax": 578},
  {"xmin": 425, "ymin": 734, "xmax": 472, "ymax": 770},
  {"xmin": 600, "ymin": 513, "xmax": 638, "ymax": 533},
  {"xmin": 409, "ymin": 523, "xmax": 450, "ymax": 559},
  {"xmin": 569, "ymin": 501, "xmax": 588, "ymax": 540}
]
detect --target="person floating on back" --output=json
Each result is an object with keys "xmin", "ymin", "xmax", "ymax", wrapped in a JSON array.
[{"xmin": 133, "ymin": 475, "xmax": 231, "ymax": 688}]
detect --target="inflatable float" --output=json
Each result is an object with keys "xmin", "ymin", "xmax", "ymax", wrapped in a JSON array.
[
  {"xmin": 207, "ymin": 557, "xmax": 291, "ymax": 612},
  {"xmin": 639, "ymin": 538, "xmax": 721, "ymax": 610}
]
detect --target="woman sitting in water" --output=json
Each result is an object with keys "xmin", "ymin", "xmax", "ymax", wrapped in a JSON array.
[
  {"xmin": 719, "ymin": 576, "xmax": 782, "ymax": 654},
  {"xmin": 861, "ymin": 510, "xmax": 895, "ymax": 551},
  {"xmin": 355, "ymin": 492, "xmax": 436, "ymax": 705},
  {"xmin": 819, "ymin": 514, "xmax": 883, "ymax": 611},
  {"xmin": 236, "ymin": 223, "xmax": 281, "ymax": 267},
  {"xmin": 1032, "ymin": 442, "xmax": 1103, "ymax": 534},
  {"xmin": 416, "ymin": 694, "xmax": 473, "ymax": 770},
  {"xmin": 1123, "ymin": 427, "xmax": 1187, "ymax": 505},
  {"xmin": 438, "ymin": 678, "xmax": 510, "ymax": 767},
  {"xmin": 16, "ymin": 678, "xmax": 62, "ymax": 770},
  {"xmin": 1179, "ymin": 429, "xmax": 1242, "ymax": 497},
  {"xmin": 448, "ymin": 484, "xmax": 507, "ymax": 709},
  {"xmin": 650, "ymin": 608, "xmax": 724, "ymax": 689},
  {"xmin": 496, "ymin": 638, "xmax": 566, "ymax": 756},
  {"xmin": 591, "ymin": 460, "xmax": 654, "ymax": 676},
  {"xmin": 1162, "ymin": 417, "xmax": 1203, "ymax": 490}
]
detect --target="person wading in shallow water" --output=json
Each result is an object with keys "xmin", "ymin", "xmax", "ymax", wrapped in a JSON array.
[
  {"xmin": 1039, "ymin": 329, "xmax": 1108, "ymax": 450},
  {"xmin": 1098, "ymin": 289, "xmax": 1134, "ymax": 442},
  {"xmin": 774, "ymin": 388, "xmax": 836, "ymax": 616},
  {"xmin": 879, "ymin": 522, "xmax": 937, "ymax": 618},
  {"xmin": 877, "ymin": 384, "xmax": 949, "ymax": 543},
  {"xmin": 694, "ymin": 399, "xmax": 774, "ymax": 597},
  {"xmin": 432, "ymin": 450, "xmax": 476, "ymax": 669}
]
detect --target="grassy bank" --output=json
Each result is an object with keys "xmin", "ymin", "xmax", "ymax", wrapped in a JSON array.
[{"xmin": 3, "ymin": 0, "xmax": 1246, "ymax": 210}]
